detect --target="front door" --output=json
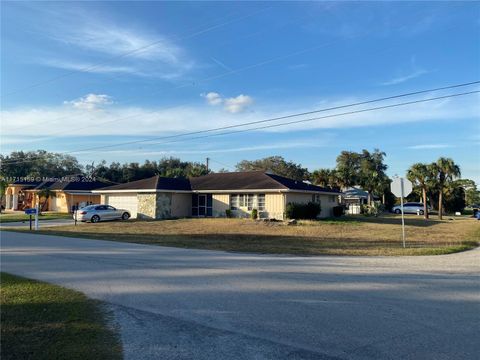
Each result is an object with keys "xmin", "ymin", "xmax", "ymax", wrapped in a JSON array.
[{"xmin": 198, "ymin": 194, "xmax": 207, "ymax": 217}]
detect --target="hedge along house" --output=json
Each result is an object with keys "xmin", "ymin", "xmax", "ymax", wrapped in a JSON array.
[
  {"xmin": 93, "ymin": 171, "xmax": 341, "ymax": 220},
  {"xmin": 4, "ymin": 177, "xmax": 112, "ymax": 212}
]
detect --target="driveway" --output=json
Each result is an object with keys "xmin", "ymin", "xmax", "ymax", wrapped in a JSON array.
[{"xmin": 1, "ymin": 231, "xmax": 479, "ymax": 360}]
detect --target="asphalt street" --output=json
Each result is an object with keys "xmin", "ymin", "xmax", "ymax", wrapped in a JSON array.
[
  {"xmin": 1, "ymin": 230, "xmax": 479, "ymax": 360},
  {"xmin": 0, "ymin": 218, "xmax": 77, "ymax": 229}
]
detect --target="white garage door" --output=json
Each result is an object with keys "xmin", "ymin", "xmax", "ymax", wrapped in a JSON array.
[{"xmin": 106, "ymin": 194, "xmax": 138, "ymax": 218}]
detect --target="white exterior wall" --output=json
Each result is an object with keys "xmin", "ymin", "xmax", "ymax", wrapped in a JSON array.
[
  {"xmin": 264, "ymin": 193, "xmax": 285, "ymax": 220},
  {"xmin": 212, "ymin": 194, "xmax": 229, "ymax": 217},
  {"xmin": 171, "ymin": 193, "xmax": 191, "ymax": 218},
  {"xmin": 318, "ymin": 194, "xmax": 339, "ymax": 218}
]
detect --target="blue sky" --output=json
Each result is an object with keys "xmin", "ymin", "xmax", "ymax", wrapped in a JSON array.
[{"xmin": 1, "ymin": 1, "xmax": 479, "ymax": 181}]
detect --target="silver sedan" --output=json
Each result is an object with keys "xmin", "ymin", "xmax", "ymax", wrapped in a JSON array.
[{"xmin": 73, "ymin": 204, "xmax": 131, "ymax": 223}]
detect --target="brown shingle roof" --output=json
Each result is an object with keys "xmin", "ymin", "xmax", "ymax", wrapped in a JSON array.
[
  {"xmin": 189, "ymin": 171, "xmax": 285, "ymax": 191},
  {"xmin": 95, "ymin": 172, "xmax": 340, "ymax": 193},
  {"xmin": 190, "ymin": 171, "xmax": 340, "ymax": 193},
  {"xmin": 98, "ymin": 175, "xmax": 192, "ymax": 191}
]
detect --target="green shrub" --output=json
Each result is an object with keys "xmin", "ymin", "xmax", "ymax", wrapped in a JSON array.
[
  {"xmin": 251, "ymin": 209, "xmax": 258, "ymax": 220},
  {"xmin": 332, "ymin": 206, "xmax": 344, "ymax": 217},
  {"xmin": 285, "ymin": 202, "xmax": 321, "ymax": 219},
  {"xmin": 225, "ymin": 209, "xmax": 232, "ymax": 218}
]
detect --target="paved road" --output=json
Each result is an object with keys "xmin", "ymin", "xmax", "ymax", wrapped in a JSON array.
[
  {"xmin": 1, "ymin": 231, "xmax": 479, "ymax": 360},
  {"xmin": 0, "ymin": 218, "xmax": 77, "ymax": 229}
]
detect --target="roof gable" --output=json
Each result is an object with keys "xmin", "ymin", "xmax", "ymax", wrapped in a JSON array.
[{"xmin": 93, "ymin": 172, "xmax": 341, "ymax": 194}]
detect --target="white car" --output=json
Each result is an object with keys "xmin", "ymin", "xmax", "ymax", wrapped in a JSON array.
[
  {"xmin": 73, "ymin": 204, "xmax": 131, "ymax": 223},
  {"xmin": 392, "ymin": 202, "xmax": 430, "ymax": 215}
]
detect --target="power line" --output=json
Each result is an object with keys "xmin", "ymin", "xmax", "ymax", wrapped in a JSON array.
[
  {"xmin": 126, "ymin": 90, "xmax": 480, "ymax": 149},
  {"xmin": 2, "ymin": 88, "xmax": 478, "ymax": 166},
  {"xmin": 5, "ymin": 80, "xmax": 477, "ymax": 156},
  {"xmin": 9, "ymin": 6, "xmax": 441, "ymax": 132},
  {"xmin": 2, "ymin": 84, "xmax": 478, "ymax": 163},
  {"xmin": 1, "ymin": 7, "xmax": 272, "ymax": 98}
]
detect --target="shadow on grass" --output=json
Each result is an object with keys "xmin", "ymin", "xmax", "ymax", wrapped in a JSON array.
[{"xmin": 26, "ymin": 230, "xmax": 479, "ymax": 256}]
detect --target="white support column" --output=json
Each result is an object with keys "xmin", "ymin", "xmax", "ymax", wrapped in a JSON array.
[
  {"xmin": 6, "ymin": 195, "xmax": 11, "ymax": 209},
  {"xmin": 12, "ymin": 195, "xmax": 18, "ymax": 210}
]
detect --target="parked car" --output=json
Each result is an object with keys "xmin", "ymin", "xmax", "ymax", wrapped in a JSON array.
[
  {"xmin": 73, "ymin": 204, "xmax": 131, "ymax": 223},
  {"xmin": 391, "ymin": 202, "xmax": 430, "ymax": 215}
]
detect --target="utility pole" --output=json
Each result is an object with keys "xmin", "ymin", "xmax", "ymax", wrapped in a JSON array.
[{"xmin": 206, "ymin": 157, "xmax": 210, "ymax": 172}]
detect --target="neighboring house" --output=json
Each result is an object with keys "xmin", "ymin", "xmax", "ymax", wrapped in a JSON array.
[
  {"xmin": 93, "ymin": 171, "xmax": 341, "ymax": 220},
  {"xmin": 4, "ymin": 176, "xmax": 112, "ymax": 212},
  {"xmin": 341, "ymin": 187, "xmax": 380, "ymax": 214}
]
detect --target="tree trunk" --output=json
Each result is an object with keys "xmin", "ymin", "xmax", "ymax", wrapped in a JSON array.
[
  {"xmin": 422, "ymin": 187, "xmax": 429, "ymax": 220},
  {"xmin": 438, "ymin": 191, "xmax": 443, "ymax": 220}
]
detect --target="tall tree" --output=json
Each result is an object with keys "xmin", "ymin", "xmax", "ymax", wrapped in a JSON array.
[
  {"xmin": 0, "ymin": 179, "xmax": 8, "ymax": 213},
  {"xmin": 236, "ymin": 156, "xmax": 309, "ymax": 181},
  {"xmin": 407, "ymin": 163, "xmax": 433, "ymax": 219},
  {"xmin": 357, "ymin": 149, "xmax": 388, "ymax": 205},
  {"xmin": 311, "ymin": 168, "xmax": 340, "ymax": 190},
  {"xmin": 37, "ymin": 188, "xmax": 56, "ymax": 213},
  {"xmin": 429, "ymin": 157, "xmax": 461, "ymax": 220},
  {"xmin": 0, "ymin": 150, "xmax": 82, "ymax": 179},
  {"xmin": 335, "ymin": 151, "xmax": 361, "ymax": 189},
  {"xmin": 312, "ymin": 168, "xmax": 333, "ymax": 187}
]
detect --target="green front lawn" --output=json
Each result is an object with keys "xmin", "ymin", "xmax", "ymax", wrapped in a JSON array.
[
  {"xmin": 0, "ymin": 212, "xmax": 72, "ymax": 223},
  {"xmin": 0, "ymin": 272, "xmax": 122, "ymax": 360}
]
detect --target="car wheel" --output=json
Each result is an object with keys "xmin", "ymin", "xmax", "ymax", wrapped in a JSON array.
[
  {"xmin": 419, "ymin": 210, "xmax": 424, "ymax": 215},
  {"xmin": 122, "ymin": 212, "xmax": 130, "ymax": 220},
  {"xmin": 91, "ymin": 215, "xmax": 100, "ymax": 223},
  {"xmin": 394, "ymin": 209, "xmax": 401, "ymax": 214}
]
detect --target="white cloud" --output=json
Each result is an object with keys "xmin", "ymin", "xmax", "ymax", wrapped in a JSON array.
[
  {"xmin": 56, "ymin": 22, "xmax": 184, "ymax": 64},
  {"xmin": 64, "ymin": 94, "xmax": 113, "ymax": 110},
  {"xmin": 201, "ymin": 92, "xmax": 254, "ymax": 113},
  {"xmin": 37, "ymin": 10, "xmax": 194, "ymax": 79},
  {"xmin": 1, "ymin": 92, "xmax": 478, "ymax": 141},
  {"xmin": 203, "ymin": 92, "xmax": 223, "ymax": 106},
  {"xmin": 224, "ymin": 94, "xmax": 254, "ymax": 113},
  {"xmin": 407, "ymin": 144, "xmax": 453, "ymax": 150},
  {"xmin": 40, "ymin": 59, "xmax": 140, "ymax": 75},
  {"xmin": 381, "ymin": 69, "xmax": 429, "ymax": 86}
]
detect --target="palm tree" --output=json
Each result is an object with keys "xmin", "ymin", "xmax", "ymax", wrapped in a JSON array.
[
  {"xmin": 407, "ymin": 163, "xmax": 432, "ymax": 219},
  {"xmin": 0, "ymin": 179, "xmax": 8, "ymax": 213},
  {"xmin": 430, "ymin": 158, "xmax": 461, "ymax": 220},
  {"xmin": 312, "ymin": 169, "xmax": 332, "ymax": 188},
  {"xmin": 37, "ymin": 188, "xmax": 56, "ymax": 214}
]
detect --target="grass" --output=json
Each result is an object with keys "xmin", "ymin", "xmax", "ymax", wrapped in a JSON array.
[
  {"xmin": 16, "ymin": 214, "xmax": 480, "ymax": 256},
  {"xmin": 0, "ymin": 272, "xmax": 122, "ymax": 360},
  {"xmin": 0, "ymin": 212, "xmax": 72, "ymax": 223}
]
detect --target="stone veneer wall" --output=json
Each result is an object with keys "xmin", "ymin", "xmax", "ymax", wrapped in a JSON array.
[
  {"xmin": 156, "ymin": 193, "xmax": 172, "ymax": 219},
  {"xmin": 137, "ymin": 193, "xmax": 157, "ymax": 219}
]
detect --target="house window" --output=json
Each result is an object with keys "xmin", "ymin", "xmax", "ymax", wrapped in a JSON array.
[
  {"xmin": 247, "ymin": 194, "xmax": 255, "ymax": 210},
  {"xmin": 312, "ymin": 194, "xmax": 321, "ymax": 203},
  {"xmin": 329, "ymin": 195, "xmax": 336, "ymax": 203},
  {"xmin": 257, "ymin": 194, "xmax": 265, "ymax": 211},
  {"xmin": 230, "ymin": 194, "xmax": 265, "ymax": 211},
  {"xmin": 230, "ymin": 194, "xmax": 239, "ymax": 210}
]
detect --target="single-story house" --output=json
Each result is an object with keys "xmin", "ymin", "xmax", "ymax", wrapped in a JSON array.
[
  {"xmin": 341, "ymin": 187, "xmax": 380, "ymax": 214},
  {"xmin": 93, "ymin": 171, "xmax": 341, "ymax": 220},
  {"xmin": 4, "ymin": 176, "xmax": 112, "ymax": 212}
]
